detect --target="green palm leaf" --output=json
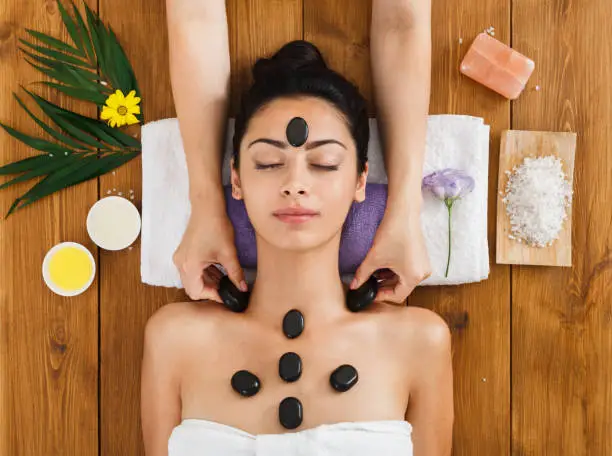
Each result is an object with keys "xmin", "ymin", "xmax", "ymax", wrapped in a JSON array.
[
  {"xmin": 21, "ymin": 87, "xmax": 109, "ymax": 149},
  {"xmin": 24, "ymin": 28, "xmax": 82, "ymax": 57},
  {"xmin": 19, "ymin": 39, "xmax": 89, "ymax": 68},
  {"xmin": 22, "ymin": 87, "xmax": 140, "ymax": 149},
  {"xmin": 0, "ymin": 154, "xmax": 77, "ymax": 191},
  {"xmin": 69, "ymin": 1, "xmax": 96, "ymax": 63},
  {"xmin": 0, "ymin": 154, "xmax": 59, "ymax": 176},
  {"xmin": 0, "ymin": 0, "xmax": 142, "ymax": 218},
  {"xmin": 56, "ymin": 0, "xmax": 86, "ymax": 54},
  {"xmin": 0, "ymin": 121, "xmax": 69, "ymax": 154},
  {"xmin": 40, "ymin": 82, "xmax": 109, "ymax": 105},
  {"xmin": 12, "ymin": 93, "xmax": 96, "ymax": 151},
  {"xmin": 7, "ymin": 151, "xmax": 138, "ymax": 217}
]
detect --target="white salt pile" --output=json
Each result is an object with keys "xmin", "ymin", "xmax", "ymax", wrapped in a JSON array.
[{"xmin": 502, "ymin": 155, "xmax": 573, "ymax": 247}]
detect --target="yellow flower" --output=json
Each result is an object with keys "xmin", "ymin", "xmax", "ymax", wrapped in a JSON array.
[{"xmin": 100, "ymin": 89, "xmax": 141, "ymax": 128}]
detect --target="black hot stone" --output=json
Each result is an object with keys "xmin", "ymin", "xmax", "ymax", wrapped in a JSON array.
[
  {"xmin": 279, "ymin": 352, "xmax": 302, "ymax": 382},
  {"xmin": 329, "ymin": 364, "xmax": 359, "ymax": 392},
  {"xmin": 279, "ymin": 397, "xmax": 303, "ymax": 429},
  {"xmin": 231, "ymin": 370, "xmax": 260, "ymax": 397},
  {"xmin": 286, "ymin": 117, "xmax": 309, "ymax": 147},
  {"xmin": 218, "ymin": 275, "xmax": 250, "ymax": 313},
  {"xmin": 345, "ymin": 275, "xmax": 379, "ymax": 312},
  {"xmin": 282, "ymin": 309, "xmax": 304, "ymax": 339}
]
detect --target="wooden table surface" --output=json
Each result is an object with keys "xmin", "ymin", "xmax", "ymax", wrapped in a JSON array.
[{"xmin": 1, "ymin": 0, "xmax": 610, "ymax": 455}]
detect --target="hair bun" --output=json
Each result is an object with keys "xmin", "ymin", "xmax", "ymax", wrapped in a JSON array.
[{"xmin": 253, "ymin": 40, "xmax": 327, "ymax": 82}]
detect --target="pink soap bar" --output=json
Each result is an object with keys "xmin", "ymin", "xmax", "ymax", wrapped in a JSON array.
[{"xmin": 460, "ymin": 32, "xmax": 535, "ymax": 100}]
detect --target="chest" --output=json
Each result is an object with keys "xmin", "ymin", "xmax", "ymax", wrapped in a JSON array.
[{"xmin": 179, "ymin": 320, "xmax": 412, "ymax": 434}]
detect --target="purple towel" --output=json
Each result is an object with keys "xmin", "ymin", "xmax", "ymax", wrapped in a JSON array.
[{"xmin": 224, "ymin": 184, "xmax": 388, "ymax": 274}]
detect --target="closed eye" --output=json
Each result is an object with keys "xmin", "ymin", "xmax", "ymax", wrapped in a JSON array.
[
  {"xmin": 255, "ymin": 163, "xmax": 339, "ymax": 171},
  {"xmin": 255, "ymin": 163, "xmax": 282, "ymax": 170},
  {"xmin": 311, "ymin": 164, "xmax": 339, "ymax": 171}
]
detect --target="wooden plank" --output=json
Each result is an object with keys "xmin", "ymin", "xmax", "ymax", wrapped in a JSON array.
[
  {"xmin": 227, "ymin": 0, "xmax": 304, "ymax": 115},
  {"xmin": 409, "ymin": 1, "xmax": 511, "ymax": 455},
  {"xmin": 496, "ymin": 130, "xmax": 577, "ymax": 267},
  {"xmin": 512, "ymin": 0, "xmax": 612, "ymax": 454},
  {"xmin": 97, "ymin": 1, "xmax": 184, "ymax": 454},
  {"xmin": 303, "ymin": 1, "xmax": 373, "ymax": 112},
  {"xmin": 305, "ymin": 1, "xmax": 510, "ymax": 454},
  {"xmin": 0, "ymin": 1, "xmax": 98, "ymax": 455},
  {"xmin": 98, "ymin": 0, "xmax": 302, "ymax": 453}
]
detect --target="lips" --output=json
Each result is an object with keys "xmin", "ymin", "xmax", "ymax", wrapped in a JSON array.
[
  {"xmin": 273, "ymin": 206, "xmax": 320, "ymax": 224},
  {"xmin": 273, "ymin": 207, "xmax": 319, "ymax": 216}
]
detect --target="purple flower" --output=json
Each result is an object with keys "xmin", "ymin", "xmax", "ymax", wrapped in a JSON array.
[
  {"xmin": 422, "ymin": 168, "xmax": 475, "ymax": 278},
  {"xmin": 422, "ymin": 168, "xmax": 475, "ymax": 201}
]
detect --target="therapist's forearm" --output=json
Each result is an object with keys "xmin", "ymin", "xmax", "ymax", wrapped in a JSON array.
[
  {"xmin": 371, "ymin": 0, "xmax": 432, "ymax": 212},
  {"xmin": 166, "ymin": 0, "xmax": 229, "ymax": 208}
]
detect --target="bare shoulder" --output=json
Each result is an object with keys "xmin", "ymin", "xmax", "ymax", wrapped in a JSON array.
[
  {"xmin": 143, "ymin": 300, "xmax": 228, "ymax": 350},
  {"xmin": 376, "ymin": 304, "xmax": 452, "ymax": 357}
]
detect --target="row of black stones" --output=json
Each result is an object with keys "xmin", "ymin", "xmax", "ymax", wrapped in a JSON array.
[{"xmin": 278, "ymin": 309, "xmax": 304, "ymax": 429}]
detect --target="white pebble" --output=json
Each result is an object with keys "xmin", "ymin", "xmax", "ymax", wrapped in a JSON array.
[
  {"xmin": 491, "ymin": 31, "xmax": 495, "ymax": 36},
  {"xmin": 118, "ymin": 192, "xmax": 123, "ymax": 196},
  {"xmin": 112, "ymin": 171, "xmax": 116, "ymax": 175},
  {"xmin": 130, "ymin": 195, "xmax": 135, "ymax": 200},
  {"xmin": 64, "ymin": 151, "xmax": 69, "ymax": 155},
  {"xmin": 535, "ymin": 85, "xmax": 541, "ymax": 91},
  {"xmin": 106, "ymin": 190, "xmax": 111, "ymax": 195},
  {"xmin": 482, "ymin": 377, "xmax": 487, "ymax": 382},
  {"xmin": 49, "ymin": 154, "xmax": 54, "ymax": 157},
  {"xmin": 113, "ymin": 188, "xmax": 116, "ymax": 191},
  {"xmin": 128, "ymin": 246, "xmax": 133, "ymax": 250},
  {"xmin": 459, "ymin": 37, "xmax": 463, "ymax": 44},
  {"xmin": 100, "ymin": 81, "xmax": 108, "ymax": 86},
  {"xmin": 501, "ymin": 156, "xmax": 572, "ymax": 247}
]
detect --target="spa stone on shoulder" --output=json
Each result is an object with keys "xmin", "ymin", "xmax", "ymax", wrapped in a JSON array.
[
  {"xmin": 329, "ymin": 364, "xmax": 359, "ymax": 392},
  {"xmin": 286, "ymin": 117, "xmax": 309, "ymax": 147},
  {"xmin": 279, "ymin": 352, "xmax": 302, "ymax": 382},
  {"xmin": 218, "ymin": 275, "xmax": 250, "ymax": 313},
  {"xmin": 345, "ymin": 276, "xmax": 379, "ymax": 312},
  {"xmin": 279, "ymin": 397, "xmax": 303, "ymax": 429},
  {"xmin": 282, "ymin": 309, "xmax": 305, "ymax": 339},
  {"xmin": 230, "ymin": 370, "xmax": 261, "ymax": 397}
]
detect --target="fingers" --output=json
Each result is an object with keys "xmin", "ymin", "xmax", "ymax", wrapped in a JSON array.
[
  {"xmin": 219, "ymin": 250, "xmax": 247, "ymax": 292},
  {"xmin": 377, "ymin": 267, "xmax": 432, "ymax": 305},
  {"xmin": 180, "ymin": 266, "xmax": 214, "ymax": 302},
  {"xmin": 378, "ymin": 280, "xmax": 412, "ymax": 305},
  {"xmin": 350, "ymin": 254, "xmax": 380, "ymax": 290}
]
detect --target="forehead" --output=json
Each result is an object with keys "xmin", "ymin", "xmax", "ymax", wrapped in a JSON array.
[{"xmin": 245, "ymin": 96, "xmax": 351, "ymax": 140}]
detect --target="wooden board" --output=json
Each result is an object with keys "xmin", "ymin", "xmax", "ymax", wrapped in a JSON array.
[
  {"xmin": 512, "ymin": 0, "xmax": 612, "ymax": 454},
  {"xmin": 0, "ymin": 1, "xmax": 98, "ymax": 455},
  {"xmin": 96, "ymin": 0, "xmax": 303, "ymax": 454},
  {"xmin": 408, "ymin": 1, "xmax": 512, "ymax": 455},
  {"xmin": 97, "ymin": 1, "xmax": 185, "ymax": 455},
  {"xmin": 496, "ymin": 129, "xmax": 577, "ymax": 266}
]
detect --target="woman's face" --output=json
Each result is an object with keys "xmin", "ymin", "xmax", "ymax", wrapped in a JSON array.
[{"xmin": 230, "ymin": 96, "xmax": 368, "ymax": 253}]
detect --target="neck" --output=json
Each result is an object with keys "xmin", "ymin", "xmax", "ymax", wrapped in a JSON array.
[{"xmin": 247, "ymin": 235, "xmax": 348, "ymax": 324}]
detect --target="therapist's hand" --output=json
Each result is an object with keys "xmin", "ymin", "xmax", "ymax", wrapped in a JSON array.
[
  {"xmin": 173, "ymin": 203, "xmax": 247, "ymax": 302},
  {"xmin": 351, "ymin": 206, "xmax": 431, "ymax": 304}
]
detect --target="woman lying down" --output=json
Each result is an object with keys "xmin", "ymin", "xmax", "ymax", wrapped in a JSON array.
[{"xmin": 140, "ymin": 41, "xmax": 454, "ymax": 456}]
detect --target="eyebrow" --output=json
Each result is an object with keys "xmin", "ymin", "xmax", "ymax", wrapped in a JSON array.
[{"xmin": 247, "ymin": 138, "xmax": 347, "ymax": 150}]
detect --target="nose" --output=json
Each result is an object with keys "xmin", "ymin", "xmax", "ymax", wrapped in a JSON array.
[{"xmin": 280, "ymin": 161, "xmax": 310, "ymax": 197}]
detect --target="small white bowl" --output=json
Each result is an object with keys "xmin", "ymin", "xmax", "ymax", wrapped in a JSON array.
[
  {"xmin": 42, "ymin": 242, "xmax": 96, "ymax": 297},
  {"xmin": 86, "ymin": 196, "xmax": 141, "ymax": 251}
]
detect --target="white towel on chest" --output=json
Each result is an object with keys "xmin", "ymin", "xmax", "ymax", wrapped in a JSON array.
[{"xmin": 141, "ymin": 115, "xmax": 490, "ymax": 288}]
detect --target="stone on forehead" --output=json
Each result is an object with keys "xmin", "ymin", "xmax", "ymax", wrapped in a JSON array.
[{"xmin": 286, "ymin": 117, "xmax": 309, "ymax": 147}]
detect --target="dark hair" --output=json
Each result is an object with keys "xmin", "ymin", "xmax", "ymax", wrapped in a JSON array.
[{"xmin": 232, "ymin": 40, "xmax": 369, "ymax": 173}]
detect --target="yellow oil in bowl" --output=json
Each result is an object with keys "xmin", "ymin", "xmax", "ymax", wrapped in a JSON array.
[{"xmin": 43, "ymin": 242, "xmax": 95, "ymax": 296}]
